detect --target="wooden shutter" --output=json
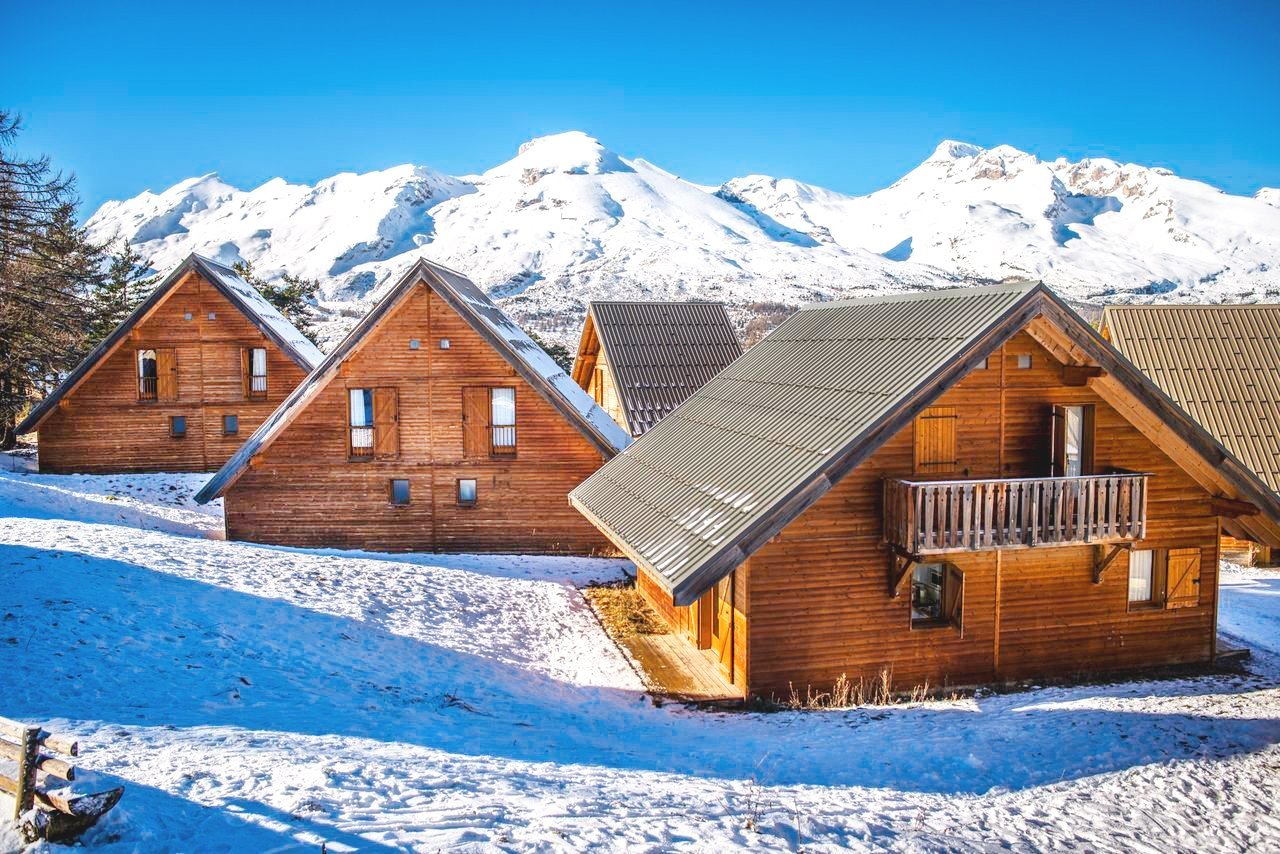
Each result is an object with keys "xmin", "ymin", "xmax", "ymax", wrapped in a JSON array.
[
  {"xmin": 1080, "ymin": 405, "xmax": 1096, "ymax": 476},
  {"xmin": 1050, "ymin": 405, "xmax": 1067, "ymax": 476},
  {"xmin": 914, "ymin": 406, "xmax": 957, "ymax": 473},
  {"xmin": 462, "ymin": 386, "xmax": 489, "ymax": 458},
  {"xmin": 372, "ymin": 387, "xmax": 399, "ymax": 459},
  {"xmin": 156, "ymin": 348, "xmax": 178, "ymax": 401},
  {"xmin": 944, "ymin": 565, "xmax": 964, "ymax": 631},
  {"xmin": 1165, "ymin": 547, "xmax": 1202, "ymax": 609},
  {"xmin": 240, "ymin": 348, "xmax": 251, "ymax": 398}
]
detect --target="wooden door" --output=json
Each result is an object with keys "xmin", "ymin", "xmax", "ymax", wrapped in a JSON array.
[
  {"xmin": 710, "ymin": 573, "xmax": 734, "ymax": 679},
  {"xmin": 372, "ymin": 387, "xmax": 400, "ymax": 459},
  {"xmin": 462, "ymin": 387, "xmax": 489, "ymax": 458},
  {"xmin": 914, "ymin": 406, "xmax": 957, "ymax": 474},
  {"xmin": 1166, "ymin": 547, "xmax": 1202, "ymax": 609}
]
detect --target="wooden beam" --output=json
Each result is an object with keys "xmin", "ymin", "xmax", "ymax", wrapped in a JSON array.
[
  {"xmin": 887, "ymin": 547, "xmax": 919, "ymax": 598},
  {"xmin": 1210, "ymin": 496, "xmax": 1260, "ymax": 519},
  {"xmin": 1063, "ymin": 365, "xmax": 1104, "ymax": 386},
  {"xmin": 1093, "ymin": 543, "xmax": 1130, "ymax": 584}
]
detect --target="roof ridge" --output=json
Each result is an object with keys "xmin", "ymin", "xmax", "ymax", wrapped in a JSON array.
[{"xmin": 800, "ymin": 281, "xmax": 1042, "ymax": 312}]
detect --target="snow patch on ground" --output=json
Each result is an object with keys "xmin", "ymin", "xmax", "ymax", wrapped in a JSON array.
[{"xmin": 2, "ymin": 473, "xmax": 1280, "ymax": 850}]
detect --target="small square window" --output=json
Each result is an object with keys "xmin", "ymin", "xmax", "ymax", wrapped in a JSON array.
[
  {"xmin": 911, "ymin": 562, "xmax": 962, "ymax": 630},
  {"xmin": 457, "ymin": 478, "xmax": 477, "ymax": 506},
  {"xmin": 170, "ymin": 415, "xmax": 187, "ymax": 437},
  {"xmin": 207, "ymin": 311, "xmax": 217, "ymax": 320},
  {"xmin": 390, "ymin": 479, "xmax": 411, "ymax": 506},
  {"xmin": 223, "ymin": 414, "xmax": 238, "ymax": 435},
  {"xmin": 409, "ymin": 339, "xmax": 421, "ymax": 350},
  {"xmin": 1016, "ymin": 354, "xmax": 1033, "ymax": 370},
  {"xmin": 439, "ymin": 339, "xmax": 451, "ymax": 350},
  {"xmin": 183, "ymin": 311, "xmax": 193, "ymax": 321}
]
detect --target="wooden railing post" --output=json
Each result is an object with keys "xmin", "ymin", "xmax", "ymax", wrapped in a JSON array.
[{"xmin": 13, "ymin": 725, "xmax": 39, "ymax": 821}]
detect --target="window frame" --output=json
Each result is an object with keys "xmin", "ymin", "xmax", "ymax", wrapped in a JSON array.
[
  {"xmin": 222, "ymin": 414, "xmax": 239, "ymax": 436},
  {"xmin": 137, "ymin": 349, "xmax": 159, "ymax": 401},
  {"xmin": 488, "ymin": 386, "xmax": 517, "ymax": 458},
  {"xmin": 389, "ymin": 478, "xmax": 411, "ymax": 507},
  {"xmin": 245, "ymin": 347, "xmax": 269, "ymax": 400},
  {"xmin": 1015, "ymin": 353, "xmax": 1033, "ymax": 370},
  {"xmin": 1127, "ymin": 548, "xmax": 1160, "ymax": 608},
  {"xmin": 169, "ymin": 415, "xmax": 187, "ymax": 438},
  {"xmin": 457, "ymin": 478, "xmax": 478, "ymax": 507},
  {"xmin": 347, "ymin": 387, "xmax": 375, "ymax": 461},
  {"xmin": 910, "ymin": 561, "xmax": 963, "ymax": 632}
]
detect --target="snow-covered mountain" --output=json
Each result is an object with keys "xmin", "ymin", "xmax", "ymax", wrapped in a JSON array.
[{"xmin": 86, "ymin": 132, "xmax": 1280, "ymax": 346}]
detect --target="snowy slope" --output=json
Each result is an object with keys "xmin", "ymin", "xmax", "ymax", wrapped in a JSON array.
[
  {"xmin": 3, "ymin": 469, "xmax": 1280, "ymax": 851},
  {"xmin": 86, "ymin": 133, "xmax": 1280, "ymax": 348}
]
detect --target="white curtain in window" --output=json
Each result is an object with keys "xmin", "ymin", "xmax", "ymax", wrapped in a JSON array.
[
  {"xmin": 1128, "ymin": 549, "xmax": 1153, "ymax": 602},
  {"xmin": 491, "ymin": 388, "xmax": 516, "ymax": 426},
  {"xmin": 349, "ymin": 389, "xmax": 372, "ymax": 427},
  {"xmin": 1064, "ymin": 406, "xmax": 1083, "ymax": 477},
  {"xmin": 252, "ymin": 348, "xmax": 267, "ymax": 375}
]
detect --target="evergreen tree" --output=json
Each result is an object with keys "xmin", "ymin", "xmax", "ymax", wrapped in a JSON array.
[
  {"xmin": 232, "ymin": 259, "xmax": 321, "ymax": 341},
  {"xmin": 528, "ymin": 330, "xmax": 574, "ymax": 373},
  {"xmin": 89, "ymin": 241, "xmax": 156, "ymax": 341},
  {"xmin": 0, "ymin": 111, "xmax": 105, "ymax": 448}
]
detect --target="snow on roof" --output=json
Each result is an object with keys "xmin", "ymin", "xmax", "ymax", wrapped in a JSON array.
[{"xmin": 193, "ymin": 255, "xmax": 325, "ymax": 370}]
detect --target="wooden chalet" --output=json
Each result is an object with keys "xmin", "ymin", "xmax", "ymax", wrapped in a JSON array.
[
  {"xmin": 196, "ymin": 259, "xmax": 632, "ymax": 553},
  {"xmin": 571, "ymin": 283, "xmax": 1280, "ymax": 699},
  {"xmin": 571, "ymin": 300, "xmax": 742, "ymax": 436},
  {"xmin": 1102, "ymin": 304, "xmax": 1280, "ymax": 565},
  {"xmin": 17, "ymin": 254, "xmax": 324, "ymax": 474}
]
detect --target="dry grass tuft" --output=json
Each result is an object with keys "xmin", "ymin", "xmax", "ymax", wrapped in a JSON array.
[
  {"xmin": 584, "ymin": 579, "xmax": 669, "ymax": 638},
  {"xmin": 782, "ymin": 668, "xmax": 953, "ymax": 710}
]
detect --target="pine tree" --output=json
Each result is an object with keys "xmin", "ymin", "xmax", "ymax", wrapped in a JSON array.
[
  {"xmin": 89, "ymin": 241, "xmax": 155, "ymax": 341},
  {"xmin": 0, "ymin": 111, "xmax": 105, "ymax": 447},
  {"xmin": 232, "ymin": 259, "xmax": 321, "ymax": 341},
  {"xmin": 528, "ymin": 331, "xmax": 574, "ymax": 373}
]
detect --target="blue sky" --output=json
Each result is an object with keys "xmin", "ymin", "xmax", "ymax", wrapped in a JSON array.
[{"xmin": 5, "ymin": 0, "xmax": 1279, "ymax": 215}]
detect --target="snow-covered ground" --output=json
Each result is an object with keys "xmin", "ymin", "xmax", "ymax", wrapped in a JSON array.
[{"xmin": 3, "ymin": 468, "xmax": 1280, "ymax": 851}]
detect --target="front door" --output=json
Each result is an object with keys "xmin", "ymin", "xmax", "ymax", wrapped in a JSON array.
[{"xmin": 710, "ymin": 573, "xmax": 734, "ymax": 681}]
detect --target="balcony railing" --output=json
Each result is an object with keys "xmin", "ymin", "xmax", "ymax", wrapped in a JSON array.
[
  {"xmin": 490, "ymin": 425, "xmax": 517, "ymax": 456},
  {"xmin": 247, "ymin": 373, "xmax": 267, "ymax": 399},
  {"xmin": 884, "ymin": 473, "xmax": 1149, "ymax": 556},
  {"xmin": 350, "ymin": 426, "xmax": 374, "ymax": 458},
  {"xmin": 137, "ymin": 376, "xmax": 157, "ymax": 401}
]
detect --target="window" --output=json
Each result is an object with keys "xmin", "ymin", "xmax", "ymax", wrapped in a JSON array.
[
  {"xmin": 911, "ymin": 562, "xmax": 963, "ymax": 630},
  {"xmin": 243, "ymin": 348, "xmax": 268, "ymax": 399},
  {"xmin": 390, "ymin": 479, "xmax": 411, "ymax": 506},
  {"xmin": 1052, "ymin": 404, "xmax": 1095, "ymax": 477},
  {"xmin": 137, "ymin": 350, "xmax": 158, "ymax": 400},
  {"xmin": 1016, "ymin": 354, "xmax": 1033, "ymax": 369},
  {"xmin": 1127, "ymin": 547, "xmax": 1203, "ymax": 610},
  {"xmin": 913, "ymin": 406, "xmax": 957, "ymax": 474},
  {"xmin": 457, "ymin": 478, "xmax": 477, "ymax": 506},
  {"xmin": 223, "ymin": 414, "xmax": 238, "ymax": 435},
  {"xmin": 169, "ymin": 415, "xmax": 186, "ymax": 438},
  {"xmin": 490, "ymin": 388, "xmax": 516, "ymax": 454},
  {"xmin": 349, "ymin": 388, "xmax": 374, "ymax": 458},
  {"xmin": 409, "ymin": 339, "xmax": 421, "ymax": 350},
  {"xmin": 979, "ymin": 357, "xmax": 990, "ymax": 370}
]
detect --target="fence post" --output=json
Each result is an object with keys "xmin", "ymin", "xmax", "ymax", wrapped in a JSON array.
[{"xmin": 13, "ymin": 725, "xmax": 39, "ymax": 820}]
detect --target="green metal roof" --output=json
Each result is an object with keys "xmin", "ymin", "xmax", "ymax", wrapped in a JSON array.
[{"xmin": 570, "ymin": 282, "xmax": 1045, "ymax": 605}]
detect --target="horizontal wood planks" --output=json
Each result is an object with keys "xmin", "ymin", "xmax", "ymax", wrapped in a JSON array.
[
  {"xmin": 742, "ymin": 332, "xmax": 1220, "ymax": 699},
  {"xmin": 224, "ymin": 285, "xmax": 615, "ymax": 554},
  {"xmin": 36, "ymin": 273, "xmax": 307, "ymax": 473}
]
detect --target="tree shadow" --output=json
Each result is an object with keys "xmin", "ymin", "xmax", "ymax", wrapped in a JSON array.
[{"xmin": 3, "ymin": 541, "xmax": 1279, "ymax": 800}]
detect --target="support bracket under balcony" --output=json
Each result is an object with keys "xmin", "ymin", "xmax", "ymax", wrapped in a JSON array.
[
  {"xmin": 887, "ymin": 546, "xmax": 921, "ymax": 598},
  {"xmin": 1092, "ymin": 543, "xmax": 1131, "ymax": 584}
]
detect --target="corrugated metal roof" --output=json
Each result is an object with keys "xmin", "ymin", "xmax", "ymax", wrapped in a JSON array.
[
  {"xmin": 570, "ymin": 282, "xmax": 1042, "ymax": 604},
  {"xmin": 574, "ymin": 301, "xmax": 742, "ymax": 436},
  {"xmin": 17, "ymin": 254, "xmax": 323, "ymax": 435},
  {"xmin": 1103, "ymin": 304, "xmax": 1280, "ymax": 496},
  {"xmin": 196, "ymin": 257, "xmax": 630, "ymax": 504}
]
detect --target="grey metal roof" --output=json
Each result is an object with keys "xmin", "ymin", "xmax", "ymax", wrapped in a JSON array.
[
  {"xmin": 571, "ymin": 282, "xmax": 1280, "ymax": 605},
  {"xmin": 17, "ymin": 253, "xmax": 323, "ymax": 435},
  {"xmin": 571, "ymin": 301, "xmax": 742, "ymax": 436},
  {"xmin": 1102, "ymin": 304, "xmax": 1280, "ymax": 496},
  {"xmin": 196, "ymin": 258, "xmax": 631, "ymax": 504}
]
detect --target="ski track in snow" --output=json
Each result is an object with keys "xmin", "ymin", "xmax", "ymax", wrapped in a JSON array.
[{"xmin": 2, "ymin": 467, "xmax": 1280, "ymax": 851}]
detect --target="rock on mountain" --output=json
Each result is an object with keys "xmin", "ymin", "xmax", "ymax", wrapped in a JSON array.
[{"xmin": 86, "ymin": 132, "xmax": 1280, "ymax": 347}]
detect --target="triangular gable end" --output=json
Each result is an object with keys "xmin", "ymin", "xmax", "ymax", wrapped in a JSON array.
[
  {"xmin": 195, "ymin": 258, "xmax": 630, "ymax": 504},
  {"xmin": 16, "ymin": 254, "xmax": 323, "ymax": 435}
]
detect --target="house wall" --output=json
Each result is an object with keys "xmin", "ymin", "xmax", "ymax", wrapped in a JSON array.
[
  {"xmin": 584, "ymin": 349, "xmax": 628, "ymax": 434},
  {"xmin": 223, "ymin": 284, "xmax": 615, "ymax": 554},
  {"xmin": 634, "ymin": 331, "xmax": 1221, "ymax": 699},
  {"xmin": 35, "ymin": 272, "xmax": 308, "ymax": 474}
]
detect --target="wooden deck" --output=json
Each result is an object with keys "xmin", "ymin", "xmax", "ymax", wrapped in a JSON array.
[
  {"xmin": 621, "ymin": 632, "xmax": 744, "ymax": 702},
  {"xmin": 1216, "ymin": 635, "xmax": 1252, "ymax": 665}
]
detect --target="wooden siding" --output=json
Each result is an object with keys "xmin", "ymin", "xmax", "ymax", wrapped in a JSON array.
[
  {"xmin": 635, "ymin": 563, "xmax": 748, "ymax": 694},
  {"xmin": 223, "ymin": 284, "xmax": 614, "ymax": 554},
  {"xmin": 584, "ymin": 350, "xmax": 627, "ymax": 432},
  {"xmin": 741, "ymin": 331, "xmax": 1221, "ymax": 699},
  {"xmin": 35, "ymin": 272, "xmax": 308, "ymax": 473}
]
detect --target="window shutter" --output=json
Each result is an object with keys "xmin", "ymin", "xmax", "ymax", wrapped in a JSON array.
[
  {"xmin": 240, "ymin": 348, "xmax": 251, "ymax": 398},
  {"xmin": 1050, "ymin": 405, "xmax": 1068, "ymax": 477},
  {"xmin": 1165, "ymin": 547, "xmax": 1202, "ymax": 609},
  {"xmin": 372, "ymin": 387, "xmax": 400, "ymax": 459},
  {"xmin": 156, "ymin": 349, "xmax": 178, "ymax": 400},
  {"xmin": 1080, "ymin": 405, "xmax": 1096, "ymax": 475},
  {"xmin": 914, "ymin": 406, "xmax": 957, "ymax": 473},
  {"xmin": 462, "ymin": 386, "xmax": 490, "ymax": 458},
  {"xmin": 944, "ymin": 565, "xmax": 964, "ymax": 631}
]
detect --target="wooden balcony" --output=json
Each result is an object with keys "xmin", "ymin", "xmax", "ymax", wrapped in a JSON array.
[
  {"xmin": 137, "ymin": 376, "xmax": 157, "ymax": 401},
  {"xmin": 490, "ymin": 425, "xmax": 517, "ymax": 456},
  {"xmin": 884, "ymin": 473, "xmax": 1149, "ymax": 556}
]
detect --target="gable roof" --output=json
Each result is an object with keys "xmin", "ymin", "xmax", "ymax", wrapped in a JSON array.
[
  {"xmin": 571, "ymin": 301, "xmax": 743, "ymax": 437},
  {"xmin": 17, "ymin": 253, "xmax": 324, "ymax": 435},
  {"xmin": 195, "ymin": 258, "xmax": 631, "ymax": 503},
  {"xmin": 1101, "ymin": 304, "xmax": 1280, "ymax": 497},
  {"xmin": 571, "ymin": 283, "xmax": 1280, "ymax": 605}
]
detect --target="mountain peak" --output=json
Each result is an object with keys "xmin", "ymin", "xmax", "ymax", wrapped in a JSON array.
[
  {"xmin": 491, "ymin": 131, "xmax": 631, "ymax": 180},
  {"xmin": 1258, "ymin": 187, "xmax": 1280, "ymax": 207},
  {"xmin": 928, "ymin": 140, "xmax": 985, "ymax": 161}
]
